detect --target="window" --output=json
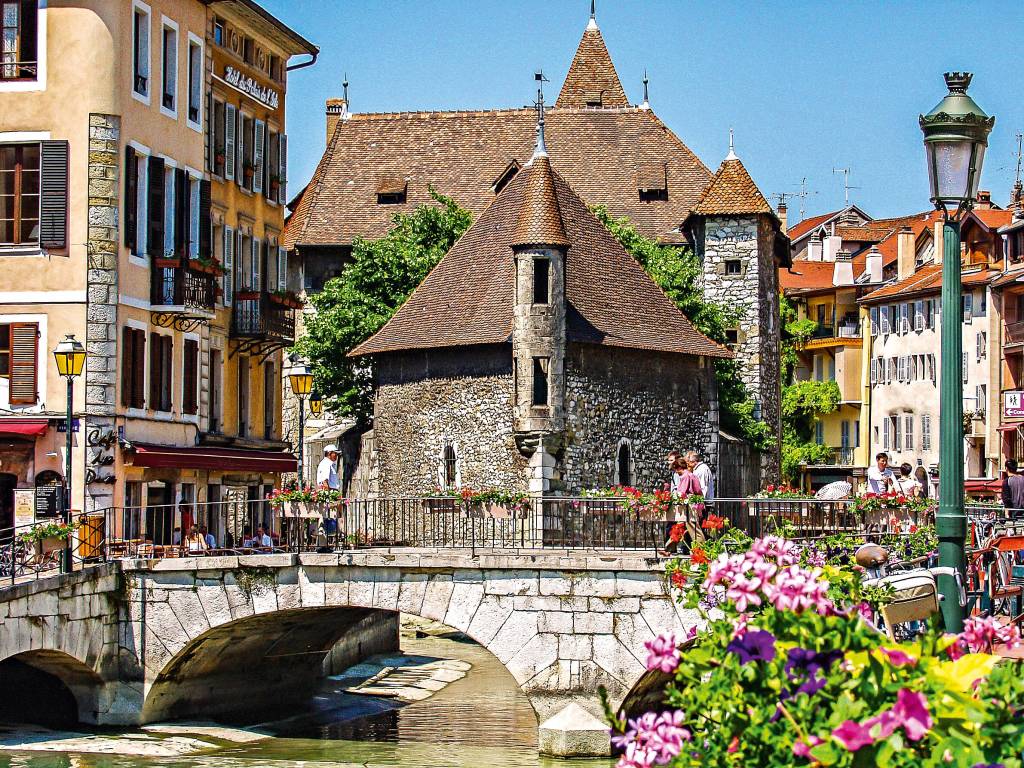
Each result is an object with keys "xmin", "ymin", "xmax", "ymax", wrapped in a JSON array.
[
  {"xmin": 0, "ymin": 142, "xmax": 38, "ymax": 244},
  {"xmin": 725, "ymin": 328, "xmax": 739, "ymax": 348},
  {"xmin": 120, "ymin": 327, "xmax": 146, "ymax": 409},
  {"xmin": 978, "ymin": 290, "xmax": 987, "ymax": 317},
  {"xmin": 899, "ymin": 303, "xmax": 910, "ymax": 334},
  {"xmin": 976, "ymin": 384, "xmax": 987, "ymax": 416},
  {"xmin": 869, "ymin": 306, "xmax": 878, "ymax": 337},
  {"xmin": 532, "ymin": 357, "xmax": 548, "ymax": 406},
  {"xmin": 268, "ymin": 53, "xmax": 281, "ymax": 83},
  {"xmin": 148, "ymin": 333, "xmax": 172, "ymax": 411},
  {"xmin": 492, "ymin": 160, "xmax": 519, "ymax": 195},
  {"xmin": 160, "ymin": 20, "xmax": 176, "ymax": 114},
  {"xmin": 0, "ymin": 321, "xmax": 37, "ymax": 405},
  {"xmin": 223, "ymin": 225, "xmax": 234, "ymax": 304},
  {"xmin": 187, "ymin": 38, "xmax": 202, "ymax": 126},
  {"xmin": 163, "ymin": 165, "xmax": 174, "ymax": 256},
  {"xmin": 533, "ymin": 256, "xmax": 550, "ymax": 304},
  {"xmin": 263, "ymin": 361, "xmax": 275, "ymax": 440},
  {"xmin": 124, "ymin": 147, "xmax": 148, "ymax": 256},
  {"xmin": 616, "ymin": 441, "xmax": 633, "ymax": 486},
  {"xmin": 240, "ymin": 114, "xmax": 253, "ymax": 190},
  {"xmin": 242, "ymin": 36, "xmax": 253, "ymax": 65},
  {"xmin": 963, "ymin": 292, "xmax": 973, "ymax": 321},
  {"xmin": 638, "ymin": 187, "xmax": 668, "ymax": 202},
  {"xmin": 914, "ymin": 300, "xmax": 924, "ymax": 331},
  {"xmin": 840, "ymin": 420, "xmax": 850, "ymax": 450},
  {"xmin": 224, "ymin": 103, "xmax": 236, "ymax": 181},
  {"xmin": 237, "ymin": 355, "xmax": 249, "ymax": 436},
  {"xmin": 252, "ymin": 119, "xmax": 265, "ymax": 194},
  {"xmin": 962, "ymin": 352, "xmax": 968, "ymax": 384},
  {"xmin": 905, "ymin": 414, "xmax": 914, "ymax": 452},
  {"xmin": 882, "ymin": 419, "xmax": 889, "ymax": 451},
  {"xmin": 977, "ymin": 331, "xmax": 986, "ymax": 361},
  {"xmin": 1, "ymin": 0, "xmax": 37, "ymax": 81},
  {"xmin": 212, "ymin": 100, "xmax": 226, "ymax": 176},
  {"xmin": 132, "ymin": 4, "xmax": 150, "ymax": 98},
  {"xmin": 188, "ymin": 175, "xmax": 199, "ymax": 258},
  {"xmin": 146, "ymin": 155, "xmax": 164, "ymax": 258},
  {"xmin": 209, "ymin": 348, "xmax": 222, "ymax": 432},
  {"xmin": 892, "ymin": 414, "xmax": 901, "ymax": 453},
  {"xmin": 814, "ymin": 421, "xmax": 824, "ymax": 445},
  {"xmin": 854, "ymin": 420, "xmax": 860, "ymax": 448},
  {"xmin": 442, "ymin": 444, "xmax": 457, "ymax": 489},
  {"xmin": 213, "ymin": 17, "xmax": 224, "ymax": 46},
  {"xmin": 376, "ymin": 177, "xmax": 406, "ymax": 204},
  {"xmin": 725, "ymin": 259, "xmax": 742, "ymax": 276},
  {"xmin": 922, "ymin": 414, "xmax": 932, "ymax": 451},
  {"xmin": 182, "ymin": 338, "xmax": 198, "ymax": 415},
  {"xmin": 266, "ymin": 130, "xmax": 280, "ymax": 200}
]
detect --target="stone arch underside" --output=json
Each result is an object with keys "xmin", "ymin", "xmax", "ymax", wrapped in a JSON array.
[{"xmin": 0, "ymin": 649, "xmax": 104, "ymax": 725}]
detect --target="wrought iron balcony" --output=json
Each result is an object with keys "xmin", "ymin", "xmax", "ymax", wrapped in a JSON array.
[
  {"xmin": 810, "ymin": 319, "xmax": 860, "ymax": 340},
  {"xmin": 150, "ymin": 262, "xmax": 216, "ymax": 314},
  {"xmin": 231, "ymin": 292, "xmax": 295, "ymax": 343}
]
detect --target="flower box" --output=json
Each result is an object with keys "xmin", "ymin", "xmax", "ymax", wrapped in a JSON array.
[
  {"xmin": 421, "ymin": 498, "xmax": 458, "ymax": 515},
  {"xmin": 268, "ymin": 292, "xmax": 302, "ymax": 309},
  {"xmin": 188, "ymin": 259, "xmax": 224, "ymax": 276},
  {"xmin": 153, "ymin": 257, "xmax": 181, "ymax": 269},
  {"xmin": 235, "ymin": 290, "xmax": 260, "ymax": 301},
  {"xmin": 34, "ymin": 535, "xmax": 66, "ymax": 556}
]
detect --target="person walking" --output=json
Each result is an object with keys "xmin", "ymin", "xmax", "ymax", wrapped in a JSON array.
[
  {"xmin": 1002, "ymin": 459, "xmax": 1024, "ymax": 518},
  {"xmin": 684, "ymin": 450, "xmax": 715, "ymax": 502},
  {"xmin": 661, "ymin": 459, "xmax": 703, "ymax": 555},
  {"xmin": 317, "ymin": 445, "xmax": 340, "ymax": 490},
  {"xmin": 914, "ymin": 466, "xmax": 930, "ymax": 499}
]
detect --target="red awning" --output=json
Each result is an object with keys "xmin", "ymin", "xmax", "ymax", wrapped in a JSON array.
[
  {"xmin": 965, "ymin": 478, "xmax": 1003, "ymax": 495},
  {"xmin": 0, "ymin": 419, "xmax": 50, "ymax": 437},
  {"xmin": 126, "ymin": 443, "xmax": 297, "ymax": 473}
]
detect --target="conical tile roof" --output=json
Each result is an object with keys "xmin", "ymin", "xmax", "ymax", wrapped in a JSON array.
[
  {"xmin": 351, "ymin": 157, "xmax": 730, "ymax": 360},
  {"xmin": 556, "ymin": 23, "xmax": 629, "ymax": 108},
  {"xmin": 692, "ymin": 157, "xmax": 773, "ymax": 216}
]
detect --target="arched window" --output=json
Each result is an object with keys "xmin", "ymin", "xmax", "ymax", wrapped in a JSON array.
[
  {"xmin": 616, "ymin": 440, "xmax": 633, "ymax": 487},
  {"xmin": 442, "ymin": 445, "xmax": 457, "ymax": 489}
]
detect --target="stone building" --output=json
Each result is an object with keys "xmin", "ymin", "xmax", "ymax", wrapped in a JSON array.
[
  {"xmin": 684, "ymin": 144, "xmax": 788, "ymax": 480},
  {"xmin": 350, "ymin": 131, "xmax": 731, "ymax": 496}
]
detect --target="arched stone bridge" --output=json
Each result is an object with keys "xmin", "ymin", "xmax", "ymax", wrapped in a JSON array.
[{"xmin": 0, "ymin": 550, "xmax": 696, "ymax": 739}]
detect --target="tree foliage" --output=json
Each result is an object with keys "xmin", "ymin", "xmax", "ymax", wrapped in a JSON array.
[
  {"xmin": 592, "ymin": 206, "xmax": 775, "ymax": 452},
  {"xmin": 781, "ymin": 379, "xmax": 842, "ymax": 481},
  {"xmin": 296, "ymin": 190, "xmax": 473, "ymax": 424}
]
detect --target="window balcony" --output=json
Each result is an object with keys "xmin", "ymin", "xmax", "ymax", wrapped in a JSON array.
[
  {"xmin": 150, "ymin": 261, "xmax": 216, "ymax": 314},
  {"xmin": 231, "ymin": 291, "xmax": 295, "ymax": 344},
  {"xmin": 1006, "ymin": 321, "xmax": 1024, "ymax": 345}
]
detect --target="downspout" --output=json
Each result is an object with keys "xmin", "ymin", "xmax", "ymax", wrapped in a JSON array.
[{"xmin": 286, "ymin": 51, "xmax": 318, "ymax": 72}]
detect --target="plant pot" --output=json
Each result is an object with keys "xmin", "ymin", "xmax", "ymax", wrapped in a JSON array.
[
  {"xmin": 154, "ymin": 257, "xmax": 180, "ymax": 269},
  {"xmin": 235, "ymin": 290, "xmax": 260, "ymax": 301},
  {"xmin": 215, "ymin": 154, "xmax": 226, "ymax": 168},
  {"xmin": 35, "ymin": 535, "xmax": 66, "ymax": 555},
  {"xmin": 269, "ymin": 181, "xmax": 280, "ymax": 198},
  {"xmin": 487, "ymin": 502, "xmax": 511, "ymax": 519},
  {"xmin": 188, "ymin": 260, "xmax": 222, "ymax": 276},
  {"xmin": 243, "ymin": 168, "xmax": 255, "ymax": 185}
]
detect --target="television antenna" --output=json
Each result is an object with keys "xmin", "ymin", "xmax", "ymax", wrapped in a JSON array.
[{"xmin": 832, "ymin": 167, "xmax": 860, "ymax": 206}]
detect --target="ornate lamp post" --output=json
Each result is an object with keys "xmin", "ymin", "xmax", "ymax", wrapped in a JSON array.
[
  {"xmin": 53, "ymin": 334, "xmax": 86, "ymax": 574},
  {"xmin": 920, "ymin": 72, "xmax": 994, "ymax": 632},
  {"xmin": 309, "ymin": 391, "xmax": 323, "ymax": 418},
  {"xmin": 286, "ymin": 355, "xmax": 314, "ymax": 485}
]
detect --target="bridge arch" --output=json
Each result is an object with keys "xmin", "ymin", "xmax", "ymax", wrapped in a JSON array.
[{"xmin": 0, "ymin": 650, "xmax": 103, "ymax": 726}]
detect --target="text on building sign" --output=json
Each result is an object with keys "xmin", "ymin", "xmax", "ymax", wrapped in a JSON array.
[{"xmin": 223, "ymin": 66, "xmax": 280, "ymax": 109}]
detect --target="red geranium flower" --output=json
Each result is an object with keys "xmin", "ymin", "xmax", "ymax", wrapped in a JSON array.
[
  {"xmin": 669, "ymin": 523, "xmax": 686, "ymax": 543},
  {"xmin": 691, "ymin": 547, "xmax": 708, "ymax": 565},
  {"xmin": 670, "ymin": 571, "xmax": 686, "ymax": 589}
]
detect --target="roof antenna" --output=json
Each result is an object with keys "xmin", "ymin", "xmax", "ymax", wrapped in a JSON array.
[
  {"xmin": 1013, "ymin": 132, "xmax": 1023, "ymax": 202},
  {"xmin": 341, "ymin": 73, "xmax": 350, "ymax": 119},
  {"xmin": 725, "ymin": 128, "xmax": 737, "ymax": 160},
  {"xmin": 640, "ymin": 69, "xmax": 649, "ymax": 109},
  {"xmin": 797, "ymin": 177, "xmax": 819, "ymax": 221},
  {"xmin": 532, "ymin": 70, "xmax": 550, "ymax": 161},
  {"xmin": 587, "ymin": 0, "xmax": 598, "ymax": 30},
  {"xmin": 832, "ymin": 167, "xmax": 860, "ymax": 206}
]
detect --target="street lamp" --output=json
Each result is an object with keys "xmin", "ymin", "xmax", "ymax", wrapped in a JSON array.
[
  {"xmin": 53, "ymin": 334, "xmax": 86, "ymax": 574},
  {"xmin": 286, "ymin": 355, "xmax": 314, "ymax": 485},
  {"xmin": 309, "ymin": 391, "xmax": 323, "ymax": 417},
  {"xmin": 920, "ymin": 72, "xmax": 994, "ymax": 632}
]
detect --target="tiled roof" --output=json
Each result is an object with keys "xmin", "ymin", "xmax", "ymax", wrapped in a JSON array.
[
  {"xmin": 556, "ymin": 23, "xmax": 629, "ymax": 108},
  {"xmin": 860, "ymin": 265, "xmax": 995, "ymax": 303},
  {"xmin": 351, "ymin": 155, "xmax": 730, "ymax": 360},
  {"xmin": 779, "ymin": 259, "xmax": 866, "ymax": 292},
  {"xmin": 787, "ymin": 211, "xmax": 840, "ymax": 241},
  {"xmin": 691, "ymin": 157, "xmax": 773, "ymax": 216},
  {"xmin": 969, "ymin": 208, "xmax": 1014, "ymax": 231},
  {"xmin": 512, "ymin": 155, "xmax": 569, "ymax": 247},
  {"xmin": 283, "ymin": 107, "xmax": 712, "ymax": 249}
]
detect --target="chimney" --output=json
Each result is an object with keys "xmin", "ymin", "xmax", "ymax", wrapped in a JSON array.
[
  {"xmin": 823, "ymin": 233, "xmax": 842, "ymax": 262},
  {"xmin": 976, "ymin": 190, "xmax": 992, "ymax": 209},
  {"xmin": 807, "ymin": 233, "xmax": 823, "ymax": 262},
  {"xmin": 776, "ymin": 202, "xmax": 788, "ymax": 233},
  {"xmin": 326, "ymin": 98, "xmax": 347, "ymax": 141},
  {"xmin": 897, "ymin": 226, "xmax": 916, "ymax": 281},
  {"xmin": 933, "ymin": 219, "xmax": 944, "ymax": 265},
  {"xmin": 865, "ymin": 245, "xmax": 883, "ymax": 283},
  {"xmin": 832, "ymin": 249, "xmax": 854, "ymax": 287}
]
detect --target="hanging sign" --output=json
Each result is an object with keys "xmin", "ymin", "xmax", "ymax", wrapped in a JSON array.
[
  {"xmin": 221, "ymin": 66, "xmax": 280, "ymax": 109},
  {"xmin": 1004, "ymin": 391, "xmax": 1024, "ymax": 419}
]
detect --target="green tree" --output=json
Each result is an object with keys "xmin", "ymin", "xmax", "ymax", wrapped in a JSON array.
[
  {"xmin": 780, "ymin": 379, "xmax": 841, "ymax": 481},
  {"xmin": 591, "ymin": 206, "xmax": 775, "ymax": 452},
  {"xmin": 296, "ymin": 190, "xmax": 473, "ymax": 424}
]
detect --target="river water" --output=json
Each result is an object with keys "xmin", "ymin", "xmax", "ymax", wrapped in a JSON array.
[{"xmin": 0, "ymin": 634, "xmax": 615, "ymax": 768}]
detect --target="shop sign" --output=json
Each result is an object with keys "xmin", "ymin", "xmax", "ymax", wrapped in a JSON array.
[
  {"xmin": 13, "ymin": 489, "xmax": 34, "ymax": 527},
  {"xmin": 56, "ymin": 418, "xmax": 80, "ymax": 433},
  {"xmin": 1004, "ymin": 391, "xmax": 1024, "ymax": 419},
  {"xmin": 34, "ymin": 484, "xmax": 61, "ymax": 517},
  {"xmin": 222, "ymin": 66, "xmax": 280, "ymax": 109}
]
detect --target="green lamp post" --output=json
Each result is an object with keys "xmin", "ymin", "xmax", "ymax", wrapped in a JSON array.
[
  {"xmin": 53, "ymin": 334, "xmax": 86, "ymax": 575},
  {"xmin": 919, "ymin": 72, "xmax": 994, "ymax": 632},
  {"xmin": 286, "ymin": 355, "xmax": 314, "ymax": 485}
]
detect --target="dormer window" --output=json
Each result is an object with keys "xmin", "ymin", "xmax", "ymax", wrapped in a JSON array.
[
  {"xmin": 376, "ymin": 177, "xmax": 407, "ymax": 205},
  {"xmin": 584, "ymin": 91, "xmax": 604, "ymax": 107},
  {"xmin": 492, "ymin": 160, "xmax": 520, "ymax": 195},
  {"xmin": 533, "ymin": 256, "xmax": 550, "ymax": 305},
  {"xmin": 637, "ymin": 163, "xmax": 668, "ymax": 202}
]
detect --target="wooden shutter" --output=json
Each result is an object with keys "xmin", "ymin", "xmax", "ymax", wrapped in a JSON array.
[
  {"xmin": 278, "ymin": 133, "xmax": 287, "ymax": 204},
  {"xmin": 147, "ymin": 156, "xmax": 165, "ymax": 257},
  {"xmin": 163, "ymin": 335, "xmax": 174, "ymax": 411},
  {"xmin": 199, "ymin": 179, "xmax": 211, "ymax": 258},
  {"xmin": 174, "ymin": 167, "xmax": 188, "ymax": 258},
  {"xmin": 278, "ymin": 247, "xmax": 287, "ymax": 290},
  {"xmin": 121, "ymin": 327, "xmax": 133, "ymax": 407},
  {"xmin": 39, "ymin": 140, "xmax": 69, "ymax": 249},
  {"xmin": 9, "ymin": 322, "xmax": 39, "ymax": 405},
  {"xmin": 149, "ymin": 332, "xmax": 161, "ymax": 408},
  {"xmin": 132, "ymin": 330, "xmax": 146, "ymax": 408},
  {"xmin": 253, "ymin": 238, "xmax": 262, "ymax": 291},
  {"xmin": 236, "ymin": 112, "xmax": 245, "ymax": 187},
  {"xmin": 253, "ymin": 120, "xmax": 265, "ymax": 194},
  {"xmin": 124, "ymin": 146, "xmax": 138, "ymax": 248},
  {"xmin": 183, "ymin": 339, "xmax": 198, "ymax": 414},
  {"xmin": 223, "ymin": 225, "xmax": 234, "ymax": 304},
  {"xmin": 224, "ymin": 103, "xmax": 237, "ymax": 181}
]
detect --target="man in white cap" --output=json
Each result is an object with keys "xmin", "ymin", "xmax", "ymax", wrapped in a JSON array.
[{"xmin": 317, "ymin": 445, "xmax": 340, "ymax": 490}]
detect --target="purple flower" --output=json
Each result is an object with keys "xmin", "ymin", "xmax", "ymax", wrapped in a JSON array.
[
  {"xmin": 892, "ymin": 688, "xmax": 932, "ymax": 741},
  {"xmin": 832, "ymin": 719, "xmax": 874, "ymax": 751},
  {"xmin": 784, "ymin": 647, "xmax": 842, "ymax": 678},
  {"xmin": 726, "ymin": 629, "xmax": 776, "ymax": 665},
  {"xmin": 644, "ymin": 633, "xmax": 681, "ymax": 674}
]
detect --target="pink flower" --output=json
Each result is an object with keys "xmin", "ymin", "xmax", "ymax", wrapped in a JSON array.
[
  {"xmin": 832, "ymin": 719, "xmax": 874, "ymax": 751},
  {"xmin": 726, "ymin": 574, "xmax": 763, "ymax": 613},
  {"xmin": 960, "ymin": 615, "xmax": 1021, "ymax": 653},
  {"xmin": 613, "ymin": 710, "xmax": 690, "ymax": 768},
  {"xmin": 792, "ymin": 735, "xmax": 823, "ymax": 758},
  {"xmin": 863, "ymin": 709, "xmax": 899, "ymax": 740},
  {"xmin": 644, "ymin": 633, "xmax": 681, "ymax": 674},
  {"xmin": 880, "ymin": 647, "xmax": 917, "ymax": 668},
  {"xmin": 892, "ymin": 688, "xmax": 932, "ymax": 742}
]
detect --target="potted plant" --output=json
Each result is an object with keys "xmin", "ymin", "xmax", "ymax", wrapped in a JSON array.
[
  {"xmin": 19, "ymin": 520, "xmax": 80, "ymax": 556},
  {"xmin": 235, "ymin": 288, "xmax": 261, "ymax": 301},
  {"xmin": 188, "ymin": 256, "xmax": 225, "ymax": 276},
  {"xmin": 268, "ymin": 173, "xmax": 281, "ymax": 199},
  {"xmin": 242, "ymin": 161, "xmax": 256, "ymax": 185},
  {"xmin": 269, "ymin": 289, "xmax": 302, "ymax": 309},
  {"xmin": 154, "ymin": 249, "xmax": 180, "ymax": 269},
  {"xmin": 214, "ymin": 145, "xmax": 226, "ymax": 170}
]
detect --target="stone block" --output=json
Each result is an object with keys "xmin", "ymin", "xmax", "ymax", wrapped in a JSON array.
[
  {"xmin": 487, "ymin": 608, "xmax": 538, "ymax": 664},
  {"xmin": 614, "ymin": 572, "xmax": 665, "ymax": 598},
  {"xmin": 573, "ymin": 571, "xmax": 617, "ymax": 598},
  {"xmin": 538, "ymin": 702, "xmax": 611, "ymax": 758},
  {"xmin": 537, "ymin": 610, "xmax": 573, "ymax": 634},
  {"xmin": 505, "ymin": 632, "xmax": 558, "ymax": 686},
  {"xmin": 538, "ymin": 573, "xmax": 573, "ymax": 596},
  {"xmin": 443, "ymin": 581, "xmax": 483, "ymax": 632},
  {"xmin": 572, "ymin": 611, "xmax": 612, "ymax": 634},
  {"xmin": 419, "ymin": 573, "xmax": 455, "ymax": 622},
  {"xmin": 466, "ymin": 595, "xmax": 514, "ymax": 645},
  {"xmin": 558, "ymin": 634, "xmax": 592, "ymax": 660},
  {"xmin": 396, "ymin": 572, "xmax": 428, "ymax": 615},
  {"xmin": 592, "ymin": 634, "xmax": 645, "ymax": 687},
  {"xmin": 588, "ymin": 597, "xmax": 640, "ymax": 613},
  {"xmin": 483, "ymin": 569, "xmax": 539, "ymax": 596},
  {"xmin": 372, "ymin": 571, "xmax": 402, "ymax": 612}
]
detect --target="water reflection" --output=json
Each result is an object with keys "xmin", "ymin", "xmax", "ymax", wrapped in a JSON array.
[{"xmin": 0, "ymin": 634, "xmax": 613, "ymax": 768}]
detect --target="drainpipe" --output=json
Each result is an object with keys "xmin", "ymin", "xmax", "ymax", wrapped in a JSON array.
[{"xmin": 287, "ymin": 52, "xmax": 318, "ymax": 72}]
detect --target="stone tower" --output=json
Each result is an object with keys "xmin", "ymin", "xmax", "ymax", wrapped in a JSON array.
[{"xmin": 685, "ymin": 139, "xmax": 786, "ymax": 482}]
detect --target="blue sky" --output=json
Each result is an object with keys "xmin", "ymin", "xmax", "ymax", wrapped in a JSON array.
[{"xmin": 264, "ymin": 0, "xmax": 1024, "ymax": 226}]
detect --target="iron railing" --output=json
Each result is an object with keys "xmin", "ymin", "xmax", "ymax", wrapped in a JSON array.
[
  {"xmin": 231, "ymin": 293, "xmax": 295, "ymax": 341},
  {"xmin": 810, "ymin": 319, "xmax": 860, "ymax": 340},
  {"xmin": 151, "ymin": 264, "xmax": 216, "ymax": 311},
  {"xmin": 0, "ymin": 60, "xmax": 38, "ymax": 81}
]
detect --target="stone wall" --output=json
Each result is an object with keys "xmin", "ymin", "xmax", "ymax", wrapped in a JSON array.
[
  {"xmin": 562, "ymin": 344, "xmax": 717, "ymax": 491},
  {"xmin": 373, "ymin": 346, "xmax": 527, "ymax": 496},
  {"xmin": 84, "ymin": 114, "xmax": 121, "ymax": 512}
]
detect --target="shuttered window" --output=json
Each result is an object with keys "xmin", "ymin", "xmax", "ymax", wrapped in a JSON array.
[
  {"xmin": 277, "ymin": 246, "xmax": 287, "ymax": 291},
  {"xmin": 39, "ymin": 140, "xmax": 68, "ymax": 249},
  {"xmin": 198, "ymin": 179, "xmax": 211, "ymax": 258},
  {"xmin": 1, "ymin": 1, "xmax": 39, "ymax": 81},
  {"xmin": 278, "ymin": 134, "xmax": 287, "ymax": 204},
  {"xmin": 183, "ymin": 338, "xmax": 198, "ymax": 415},
  {"xmin": 263, "ymin": 361, "xmax": 274, "ymax": 439},
  {"xmin": 124, "ymin": 146, "xmax": 138, "ymax": 248},
  {"xmin": 174, "ymin": 167, "xmax": 188, "ymax": 257},
  {"xmin": 146, "ymin": 156, "xmax": 165, "ymax": 257},
  {"xmin": 223, "ymin": 225, "xmax": 234, "ymax": 304},
  {"xmin": 187, "ymin": 39, "xmax": 202, "ymax": 125},
  {"xmin": 224, "ymin": 103, "xmax": 236, "ymax": 181},
  {"xmin": 0, "ymin": 322, "xmax": 38, "ymax": 405},
  {"xmin": 132, "ymin": 5, "xmax": 149, "ymax": 97},
  {"xmin": 149, "ymin": 332, "xmax": 173, "ymax": 412},
  {"xmin": 252, "ymin": 119, "xmax": 265, "ymax": 194},
  {"xmin": 0, "ymin": 142, "xmax": 39, "ymax": 245},
  {"xmin": 188, "ymin": 174, "xmax": 199, "ymax": 258},
  {"xmin": 121, "ymin": 327, "xmax": 146, "ymax": 409}
]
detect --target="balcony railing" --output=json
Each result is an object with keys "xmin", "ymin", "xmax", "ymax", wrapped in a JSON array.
[
  {"xmin": 150, "ymin": 263, "xmax": 216, "ymax": 312},
  {"xmin": 1006, "ymin": 321, "xmax": 1024, "ymax": 344},
  {"xmin": 231, "ymin": 292, "xmax": 295, "ymax": 342},
  {"xmin": 810, "ymin": 319, "xmax": 860, "ymax": 340},
  {"xmin": 806, "ymin": 447, "xmax": 857, "ymax": 467}
]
